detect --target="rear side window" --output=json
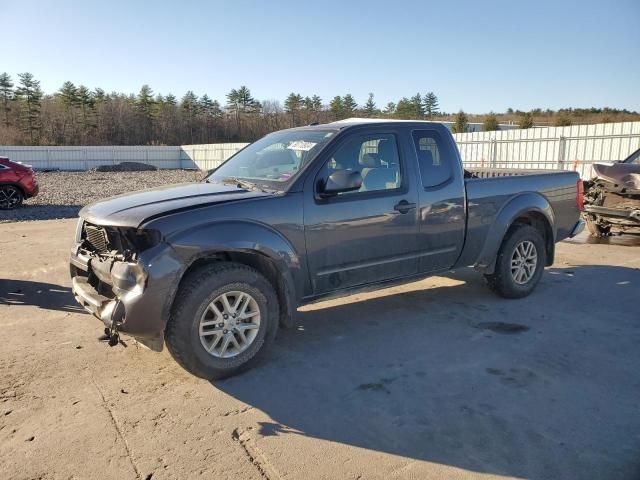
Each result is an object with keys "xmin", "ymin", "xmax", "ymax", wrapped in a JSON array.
[{"xmin": 412, "ymin": 130, "xmax": 454, "ymax": 188}]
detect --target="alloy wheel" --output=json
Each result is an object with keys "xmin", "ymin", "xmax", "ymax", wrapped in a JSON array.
[
  {"xmin": 0, "ymin": 186, "xmax": 21, "ymax": 209},
  {"xmin": 198, "ymin": 290, "xmax": 261, "ymax": 358},
  {"xmin": 510, "ymin": 240, "xmax": 538, "ymax": 285}
]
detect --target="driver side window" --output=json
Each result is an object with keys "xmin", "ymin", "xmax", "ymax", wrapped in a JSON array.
[{"xmin": 322, "ymin": 133, "xmax": 401, "ymax": 194}]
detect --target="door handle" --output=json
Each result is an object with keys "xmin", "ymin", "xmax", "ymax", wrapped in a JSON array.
[{"xmin": 394, "ymin": 200, "xmax": 416, "ymax": 214}]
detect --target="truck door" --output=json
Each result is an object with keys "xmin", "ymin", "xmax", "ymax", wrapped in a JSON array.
[
  {"xmin": 303, "ymin": 130, "xmax": 419, "ymax": 294},
  {"xmin": 411, "ymin": 128, "xmax": 466, "ymax": 272}
]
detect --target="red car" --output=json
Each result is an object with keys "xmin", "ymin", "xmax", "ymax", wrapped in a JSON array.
[{"xmin": 0, "ymin": 156, "xmax": 39, "ymax": 209}]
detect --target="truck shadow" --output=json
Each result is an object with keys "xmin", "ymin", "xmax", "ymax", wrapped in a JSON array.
[
  {"xmin": 0, "ymin": 279, "xmax": 85, "ymax": 313},
  {"xmin": 215, "ymin": 265, "xmax": 640, "ymax": 479},
  {"xmin": 0, "ymin": 204, "xmax": 81, "ymax": 222}
]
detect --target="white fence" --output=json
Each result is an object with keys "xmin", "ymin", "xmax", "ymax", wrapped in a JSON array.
[
  {"xmin": 180, "ymin": 143, "xmax": 249, "ymax": 171},
  {"xmin": 0, "ymin": 146, "xmax": 183, "ymax": 170},
  {"xmin": 0, "ymin": 144, "xmax": 249, "ymax": 171},
  {"xmin": 1, "ymin": 121, "xmax": 639, "ymax": 177},
  {"xmin": 453, "ymin": 121, "xmax": 640, "ymax": 179}
]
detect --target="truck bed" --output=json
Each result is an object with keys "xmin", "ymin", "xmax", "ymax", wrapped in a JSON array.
[{"xmin": 456, "ymin": 168, "xmax": 581, "ymax": 269}]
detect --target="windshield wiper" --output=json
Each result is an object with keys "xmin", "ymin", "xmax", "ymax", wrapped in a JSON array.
[
  {"xmin": 221, "ymin": 177, "xmax": 257, "ymax": 189},
  {"xmin": 220, "ymin": 177, "xmax": 278, "ymax": 194}
]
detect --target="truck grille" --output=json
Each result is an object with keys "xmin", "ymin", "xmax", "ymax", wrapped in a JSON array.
[{"xmin": 83, "ymin": 224, "xmax": 109, "ymax": 253}]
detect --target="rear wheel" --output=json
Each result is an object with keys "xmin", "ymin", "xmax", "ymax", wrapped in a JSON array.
[
  {"xmin": 165, "ymin": 262, "xmax": 279, "ymax": 380},
  {"xmin": 484, "ymin": 224, "xmax": 546, "ymax": 299},
  {"xmin": 0, "ymin": 185, "xmax": 23, "ymax": 210}
]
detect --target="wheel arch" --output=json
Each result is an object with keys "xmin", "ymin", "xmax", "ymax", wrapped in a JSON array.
[
  {"xmin": 474, "ymin": 192, "xmax": 556, "ymax": 274},
  {"xmin": 162, "ymin": 220, "xmax": 302, "ymax": 331}
]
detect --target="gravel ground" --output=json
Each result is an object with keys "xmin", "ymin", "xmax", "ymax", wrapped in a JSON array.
[{"xmin": 0, "ymin": 170, "xmax": 204, "ymax": 222}]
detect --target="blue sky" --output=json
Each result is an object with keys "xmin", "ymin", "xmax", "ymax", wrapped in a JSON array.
[{"xmin": 1, "ymin": 0, "xmax": 639, "ymax": 113}]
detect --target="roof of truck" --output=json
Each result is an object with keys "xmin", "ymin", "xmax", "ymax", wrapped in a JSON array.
[
  {"xmin": 327, "ymin": 117, "xmax": 442, "ymax": 127},
  {"xmin": 280, "ymin": 118, "xmax": 448, "ymax": 135}
]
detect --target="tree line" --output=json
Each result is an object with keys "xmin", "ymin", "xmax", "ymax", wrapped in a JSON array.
[
  {"xmin": 0, "ymin": 71, "xmax": 637, "ymax": 146},
  {"xmin": 0, "ymin": 72, "xmax": 444, "ymax": 146}
]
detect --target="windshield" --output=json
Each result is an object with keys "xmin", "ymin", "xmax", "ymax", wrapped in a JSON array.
[
  {"xmin": 622, "ymin": 148, "xmax": 640, "ymax": 164},
  {"xmin": 208, "ymin": 129, "xmax": 337, "ymax": 188}
]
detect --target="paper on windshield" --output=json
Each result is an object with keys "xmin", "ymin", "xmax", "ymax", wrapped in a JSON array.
[{"xmin": 287, "ymin": 141, "xmax": 317, "ymax": 151}]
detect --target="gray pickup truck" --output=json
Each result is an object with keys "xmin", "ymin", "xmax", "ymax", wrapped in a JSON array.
[{"xmin": 70, "ymin": 120, "xmax": 584, "ymax": 379}]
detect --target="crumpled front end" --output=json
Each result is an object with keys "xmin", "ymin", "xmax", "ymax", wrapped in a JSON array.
[
  {"xmin": 70, "ymin": 219, "xmax": 183, "ymax": 349},
  {"xmin": 583, "ymin": 163, "xmax": 640, "ymax": 236}
]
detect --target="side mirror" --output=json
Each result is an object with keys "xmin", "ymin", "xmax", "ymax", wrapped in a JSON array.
[{"xmin": 320, "ymin": 169, "xmax": 362, "ymax": 196}]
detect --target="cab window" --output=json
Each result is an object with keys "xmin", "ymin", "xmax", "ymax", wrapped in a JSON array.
[
  {"xmin": 412, "ymin": 130, "xmax": 454, "ymax": 188},
  {"xmin": 321, "ymin": 133, "xmax": 401, "ymax": 194}
]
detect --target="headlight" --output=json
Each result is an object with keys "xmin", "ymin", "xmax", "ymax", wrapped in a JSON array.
[{"xmin": 75, "ymin": 219, "xmax": 84, "ymax": 243}]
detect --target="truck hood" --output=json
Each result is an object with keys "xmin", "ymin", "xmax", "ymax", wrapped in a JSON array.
[
  {"xmin": 80, "ymin": 181, "xmax": 272, "ymax": 227},
  {"xmin": 593, "ymin": 162, "xmax": 640, "ymax": 190}
]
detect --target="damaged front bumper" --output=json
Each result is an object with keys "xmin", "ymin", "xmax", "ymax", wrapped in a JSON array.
[
  {"xmin": 70, "ymin": 241, "xmax": 183, "ymax": 350},
  {"xmin": 583, "ymin": 204, "xmax": 640, "ymax": 222}
]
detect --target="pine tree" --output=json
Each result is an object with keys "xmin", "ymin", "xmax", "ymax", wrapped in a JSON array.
[
  {"xmin": 232, "ymin": 86, "xmax": 260, "ymax": 113},
  {"xmin": 136, "ymin": 84, "xmax": 155, "ymax": 118},
  {"xmin": 329, "ymin": 96, "xmax": 343, "ymax": 120},
  {"xmin": 410, "ymin": 93, "xmax": 424, "ymax": 118},
  {"xmin": 302, "ymin": 96, "xmax": 314, "ymax": 111},
  {"xmin": 58, "ymin": 81, "xmax": 79, "ymax": 109},
  {"xmin": 199, "ymin": 94, "xmax": 213, "ymax": 113},
  {"xmin": 342, "ymin": 94, "xmax": 357, "ymax": 117},
  {"xmin": 136, "ymin": 84, "xmax": 155, "ymax": 143},
  {"xmin": 311, "ymin": 95, "xmax": 322, "ymax": 111},
  {"xmin": 423, "ymin": 92, "xmax": 440, "ymax": 118},
  {"xmin": 363, "ymin": 93, "xmax": 377, "ymax": 117},
  {"xmin": 199, "ymin": 94, "xmax": 222, "ymax": 142},
  {"xmin": 57, "ymin": 81, "xmax": 80, "ymax": 141},
  {"xmin": 164, "ymin": 93, "xmax": 177, "ymax": 106},
  {"xmin": 0, "ymin": 73, "xmax": 14, "ymax": 128},
  {"xmin": 226, "ymin": 86, "xmax": 260, "ymax": 132},
  {"xmin": 93, "ymin": 88, "xmax": 106, "ymax": 104},
  {"xmin": 77, "ymin": 85, "xmax": 96, "ymax": 135},
  {"xmin": 15, "ymin": 72, "xmax": 43, "ymax": 143},
  {"xmin": 210, "ymin": 99, "xmax": 222, "ymax": 118},
  {"xmin": 482, "ymin": 112, "xmax": 499, "ymax": 131},
  {"xmin": 451, "ymin": 110, "xmax": 469, "ymax": 134},
  {"xmin": 181, "ymin": 91, "xmax": 199, "ymax": 143},
  {"xmin": 303, "ymin": 95, "xmax": 322, "ymax": 123},
  {"xmin": 284, "ymin": 92, "xmax": 303, "ymax": 126},
  {"xmin": 395, "ymin": 97, "xmax": 414, "ymax": 118},
  {"xmin": 383, "ymin": 102, "xmax": 396, "ymax": 116}
]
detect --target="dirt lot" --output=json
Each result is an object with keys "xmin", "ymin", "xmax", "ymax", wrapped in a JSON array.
[{"xmin": 1, "ymin": 219, "xmax": 639, "ymax": 480}]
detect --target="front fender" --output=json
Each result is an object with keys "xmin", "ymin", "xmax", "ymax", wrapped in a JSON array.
[
  {"xmin": 164, "ymin": 219, "xmax": 303, "ymax": 325},
  {"xmin": 474, "ymin": 192, "xmax": 556, "ymax": 274}
]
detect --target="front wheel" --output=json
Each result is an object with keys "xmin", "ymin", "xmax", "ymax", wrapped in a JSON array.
[
  {"xmin": 165, "ymin": 262, "xmax": 279, "ymax": 380},
  {"xmin": 484, "ymin": 224, "xmax": 546, "ymax": 299},
  {"xmin": 0, "ymin": 185, "xmax": 23, "ymax": 210}
]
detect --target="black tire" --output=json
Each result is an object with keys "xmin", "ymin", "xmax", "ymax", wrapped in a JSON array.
[
  {"xmin": 165, "ymin": 262, "xmax": 279, "ymax": 380},
  {"xmin": 484, "ymin": 224, "xmax": 547, "ymax": 299},
  {"xmin": 0, "ymin": 185, "xmax": 24, "ymax": 210}
]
